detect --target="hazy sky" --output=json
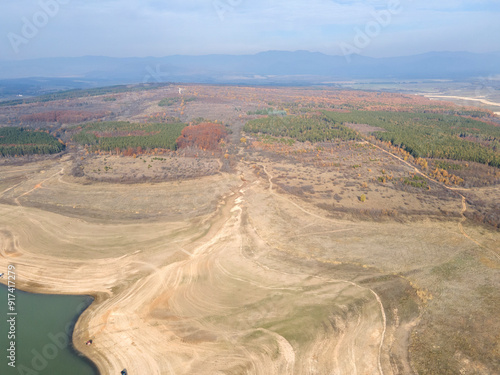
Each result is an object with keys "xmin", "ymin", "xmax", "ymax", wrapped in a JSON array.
[{"xmin": 1, "ymin": 0, "xmax": 499, "ymax": 60}]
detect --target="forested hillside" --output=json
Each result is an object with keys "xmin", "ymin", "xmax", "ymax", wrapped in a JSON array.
[
  {"xmin": 0, "ymin": 127, "xmax": 65, "ymax": 156},
  {"xmin": 322, "ymin": 111, "xmax": 500, "ymax": 167},
  {"xmin": 243, "ymin": 115, "xmax": 360, "ymax": 143},
  {"xmin": 176, "ymin": 122, "xmax": 227, "ymax": 151},
  {"xmin": 73, "ymin": 121, "xmax": 186, "ymax": 153}
]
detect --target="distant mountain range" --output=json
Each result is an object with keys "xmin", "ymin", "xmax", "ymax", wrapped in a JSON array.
[{"xmin": 1, "ymin": 51, "xmax": 499, "ymax": 96}]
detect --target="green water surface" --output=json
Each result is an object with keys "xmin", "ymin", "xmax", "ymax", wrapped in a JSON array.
[{"xmin": 1, "ymin": 284, "xmax": 98, "ymax": 375}]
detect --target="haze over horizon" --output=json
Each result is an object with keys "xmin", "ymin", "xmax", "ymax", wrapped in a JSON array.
[
  {"xmin": 3, "ymin": 49, "xmax": 500, "ymax": 62},
  {"xmin": 1, "ymin": 0, "xmax": 499, "ymax": 61}
]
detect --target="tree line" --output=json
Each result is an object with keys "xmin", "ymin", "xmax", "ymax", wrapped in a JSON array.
[
  {"xmin": 0, "ymin": 127, "xmax": 65, "ymax": 156},
  {"xmin": 158, "ymin": 97, "xmax": 196, "ymax": 107},
  {"xmin": 73, "ymin": 121, "xmax": 186, "ymax": 152},
  {"xmin": 243, "ymin": 114, "xmax": 360, "ymax": 143}
]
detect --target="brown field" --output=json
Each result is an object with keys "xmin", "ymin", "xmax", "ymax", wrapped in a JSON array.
[{"xmin": 0, "ymin": 84, "xmax": 499, "ymax": 375}]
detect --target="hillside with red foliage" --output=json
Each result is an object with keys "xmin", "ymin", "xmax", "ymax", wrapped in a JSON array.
[{"xmin": 176, "ymin": 123, "xmax": 227, "ymax": 151}]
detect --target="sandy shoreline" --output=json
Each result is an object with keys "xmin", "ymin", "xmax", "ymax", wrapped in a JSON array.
[
  {"xmin": 0, "ymin": 182, "xmax": 239, "ymax": 374},
  {"xmin": 0, "ymin": 162, "xmax": 395, "ymax": 374}
]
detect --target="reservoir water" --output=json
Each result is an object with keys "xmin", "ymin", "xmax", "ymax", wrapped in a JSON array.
[{"xmin": 1, "ymin": 284, "xmax": 98, "ymax": 375}]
